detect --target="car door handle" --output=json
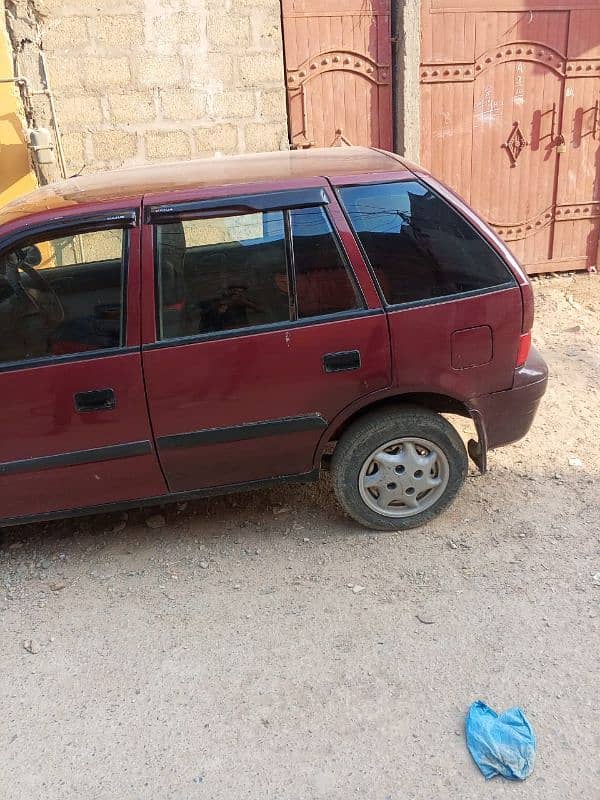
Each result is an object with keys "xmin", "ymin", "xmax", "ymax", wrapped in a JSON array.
[
  {"xmin": 74, "ymin": 388, "xmax": 116, "ymax": 413},
  {"xmin": 323, "ymin": 350, "xmax": 361, "ymax": 373}
]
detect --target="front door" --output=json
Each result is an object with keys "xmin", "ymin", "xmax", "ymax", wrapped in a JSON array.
[
  {"xmin": 0, "ymin": 210, "xmax": 166, "ymax": 523},
  {"xmin": 141, "ymin": 182, "xmax": 391, "ymax": 493},
  {"xmin": 420, "ymin": 1, "xmax": 600, "ymax": 274}
]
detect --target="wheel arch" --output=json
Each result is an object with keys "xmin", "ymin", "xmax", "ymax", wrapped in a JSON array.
[{"xmin": 315, "ymin": 390, "xmax": 486, "ymax": 471}]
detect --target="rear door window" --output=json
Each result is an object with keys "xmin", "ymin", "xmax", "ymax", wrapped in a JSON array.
[
  {"xmin": 154, "ymin": 201, "xmax": 364, "ymax": 341},
  {"xmin": 290, "ymin": 205, "xmax": 363, "ymax": 319},
  {"xmin": 339, "ymin": 181, "xmax": 514, "ymax": 306}
]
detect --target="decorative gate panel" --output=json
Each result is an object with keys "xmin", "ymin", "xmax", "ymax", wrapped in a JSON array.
[
  {"xmin": 281, "ymin": 0, "xmax": 392, "ymax": 150},
  {"xmin": 421, "ymin": 2, "xmax": 600, "ymax": 274}
]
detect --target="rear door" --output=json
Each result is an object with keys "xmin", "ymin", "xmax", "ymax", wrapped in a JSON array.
[
  {"xmin": 141, "ymin": 181, "xmax": 391, "ymax": 493},
  {"xmin": 0, "ymin": 208, "xmax": 166, "ymax": 523}
]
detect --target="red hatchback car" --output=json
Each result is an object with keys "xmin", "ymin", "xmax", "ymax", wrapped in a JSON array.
[{"xmin": 0, "ymin": 147, "xmax": 547, "ymax": 531}]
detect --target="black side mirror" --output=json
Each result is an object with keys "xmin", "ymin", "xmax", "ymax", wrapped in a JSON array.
[
  {"xmin": 17, "ymin": 244, "xmax": 43, "ymax": 268},
  {"xmin": 0, "ymin": 275, "xmax": 15, "ymax": 303}
]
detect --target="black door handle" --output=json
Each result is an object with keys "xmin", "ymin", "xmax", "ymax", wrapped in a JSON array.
[
  {"xmin": 323, "ymin": 350, "xmax": 361, "ymax": 373},
  {"xmin": 74, "ymin": 388, "xmax": 116, "ymax": 413}
]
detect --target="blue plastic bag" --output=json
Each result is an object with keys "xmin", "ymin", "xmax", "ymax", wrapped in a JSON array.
[{"xmin": 466, "ymin": 700, "xmax": 536, "ymax": 781}]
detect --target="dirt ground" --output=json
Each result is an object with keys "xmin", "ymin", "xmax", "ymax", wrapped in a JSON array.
[{"xmin": 1, "ymin": 274, "xmax": 599, "ymax": 799}]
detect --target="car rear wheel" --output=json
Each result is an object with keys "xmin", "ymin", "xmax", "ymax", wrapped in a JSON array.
[{"xmin": 331, "ymin": 406, "xmax": 468, "ymax": 531}]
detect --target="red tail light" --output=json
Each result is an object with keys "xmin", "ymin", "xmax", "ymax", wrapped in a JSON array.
[{"xmin": 516, "ymin": 331, "xmax": 532, "ymax": 368}]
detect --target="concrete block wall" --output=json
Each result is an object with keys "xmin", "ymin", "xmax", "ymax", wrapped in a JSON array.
[{"xmin": 8, "ymin": 0, "xmax": 290, "ymax": 176}]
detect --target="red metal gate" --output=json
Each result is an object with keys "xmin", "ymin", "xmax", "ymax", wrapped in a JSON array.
[
  {"xmin": 421, "ymin": 1, "xmax": 600, "ymax": 273},
  {"xmin": 281, "ymin": 0, "xmax": 393, "ymax": 150}
]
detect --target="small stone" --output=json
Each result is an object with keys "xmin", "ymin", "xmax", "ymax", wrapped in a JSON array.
[
  {"xmin": 273, "ymin": 506, "xmax": 291, "ymax": 515},
  {"xmin": 302, "ymin": 537, "xmax": 310, "ymax": 543},
  {"xmin": 568, "ymin": 457, "xmax": 583, "ymax": 468},
  {"xmin": 233, "ymin": 584, "xmax": 241, "ymax": 590},
  {"xmin": 50, "ymin": 581, "xmax": 66, "ymax": 592},
  {"xmin": 592, "ymin": 572, "xmax": 600, "ymax": 587},
  {"xmin": 176, "ymin": 501, "xmax": 188, "ymax": 513},
  {"xmin": 352, "ymin": 585, "xmax": 365, "ymax": 594},
  {"xmin": 23, "ymin": 639, "xmax": 40, "ymax": 654},
  {"xmin": 448, "ymin": 540, "xmax": 458, "ymax": 550},
  {"xmin": 199, "ymin": 561, "xmax": 209, "ymax": 569},
  {"xmin": 9, "ymin": 542, "xmax": 23, "ymax": 550},
  {"xmin": 39, "ymin": 558, "xmax": 50, "ymax": 570},
  {"xmin": 146, "ymin": 514, "xmax": 166, "ymax": 529}
]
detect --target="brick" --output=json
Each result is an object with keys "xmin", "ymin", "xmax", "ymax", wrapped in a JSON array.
[
  {"xmin": 92, "ymin": 129, "xmax": 138, "ymax": 161},
  {"xmin": 81, "ymin": 57, "xmax": 131, "ymax": 88},
  {"xmin": 108, "ymin": 92, "xmax": 155, "ymax": 124},
  {"xmin": 56, "ymin": 95, "xmax": 104, "ymax": 127},
  {"xmin": 207, "ymin": 15, "xmax": 250, "ymax": 49},
  {"xmin": 257, "ymin": 89, "xmax": 286, "ymax": 121},
  {"xmin": 160, "ymin": 90, "xmax": 206, "ymax": 121},
  {"xmin": 94, "ymin": 15, "xmax": 143, "ymax": 49},
  {"xmin": 210, "ymin": 90, "xmax": 255, "ymax": 119},
  {"xmin": 151, "ymin": 12, "xmax": 206, "ymax": 46},
  {"xmin": 238, "ymin": 53, "xmax": 283, "ymax": 87},
  {"xmin": 43, "ymin": 16, "xmax": 89, "ymax": 50},
  {"xmin": 144, "ymin": 130, "xmax": 191, "ymax": 160},
  {"xmin": 45, "ymin": 56, "xmax": 84, "ymax": 90},
  {"xmin": 244, "ymin": 121, "xmax": 285, "ymax": 152},
  {"xmin": 194, "ymin": 124, "xmax": 237, "ymax": 154},
  {"xmin": 187, "ymin": 53, "xmax": 234, "ymax": 86},
  {"xmin": 137, "ymin": 55, "xmax": 182, "ymax": 88}
]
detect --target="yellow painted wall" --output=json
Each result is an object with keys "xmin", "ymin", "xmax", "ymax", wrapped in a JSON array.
[{"xmin": 0, "ymin": 13, "xmax": 37, "ymax": 208}]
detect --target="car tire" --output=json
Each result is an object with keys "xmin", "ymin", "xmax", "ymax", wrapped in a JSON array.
[{"xmin": 331, "ymin": 406, "xmax": 468, "ymax": 531}]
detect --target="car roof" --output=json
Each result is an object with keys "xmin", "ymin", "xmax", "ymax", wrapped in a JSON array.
[{"xmin": 0, "ymin": 147, "xmax": 405, "ymax": 229}]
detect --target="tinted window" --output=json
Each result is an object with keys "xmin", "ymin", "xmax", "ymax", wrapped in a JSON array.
[
  {"xmin": 339, "ymin": 181, "xmax": 513, "ymax": 305},
  {"xmin": 290, "ymin": 206, "xmax": 363, "ymax": 318},
  {"xmin": 156, "ymin": 211, "xmax": 290, "ymax": 339},
  {"xmin": 0, "ymin": 228, "xmax": 125, "ymax": 365}
]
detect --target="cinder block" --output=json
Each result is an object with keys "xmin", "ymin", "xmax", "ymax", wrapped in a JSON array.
[
  {"xmin": 94, "ymin": 15, "xmax": 143, "ymax": 49},
  {"xmin": 82, "ymin": 57, "xmax": 131, "ymax": 88},
  {"xmin": 92, "ymin": 129, "xmax": 138, "ymax": 161},
  {"xmin": 210, "ymin": 90, "xmax": 255, "ymax": 119},
  {"xmin": 257, "ymin": 89, "xmax": 286, "ymax": 121},
  {"xmin": 56, "ymin": 95, "xmax": 104, "ymax": 127},
  {"xmin": 43, "ymin": 16, "xmax": 89, "ymax": 50},
  {"xmin": 244, "ymin": 121, "xmax": 285, "ymax": 152},
  {"xmin": 237, "ymin": 53, "xmax": 284, "ymax": 87},
  {"xmin": 108, "ymin": 92, "xmax": 155, "ymax": 124},
  {"xmin": 160, "ymin": 90, "xmax": 206, "ymax": 121},
  {"xmin": 144, "ymin": 129, "xmax": 192, "ymax": 159},
  {"xmin": 137, "ymin": 55, "xmax": 182, "ymax": 88},
  {"xmin": 207, "ymin": 15, "xmax": 250, "ymax": 48},
  {"xmin": 194, "ymin": 124, "xmax": 238, "ymax": 154}
]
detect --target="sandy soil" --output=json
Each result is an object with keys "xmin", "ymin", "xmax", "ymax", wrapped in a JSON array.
[{"xmin": 1, "ymin": 274, "xmax": 599, "ymax": 799}]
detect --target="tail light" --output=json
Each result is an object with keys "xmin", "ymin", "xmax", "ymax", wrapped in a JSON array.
[{"xmin": 516, "ymin": 330, "xmax": 532, "ymax": 368}]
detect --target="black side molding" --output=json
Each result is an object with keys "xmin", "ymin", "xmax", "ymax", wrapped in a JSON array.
[
  {"xmin": 0, "ymin": 440, "xmax": 152, "ymax": 477},
  {"xmin": 158, "ymin": 413, "xmax": 328, "ymax": 451}
]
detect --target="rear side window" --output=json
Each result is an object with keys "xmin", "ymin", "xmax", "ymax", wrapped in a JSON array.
[
  {"xmin": 290, "ymin": 206, "xmax": 363, "ymax": 319},
  {"xmin": 339, "ymin": 181, "xmax": 514, "ymax": 306},
  {"xmin": 0, "ymin": 227, "xmax": 126, "ymax": 365}
]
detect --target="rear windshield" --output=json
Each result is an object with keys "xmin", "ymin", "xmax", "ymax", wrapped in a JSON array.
[{"xmin": 339, "ymin": 181, "xmax": 514, "ymax": 306}]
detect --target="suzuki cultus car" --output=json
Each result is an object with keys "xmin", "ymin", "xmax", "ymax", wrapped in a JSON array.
[{"xmin": 0, "ymin": 148, "xmax": 547, "ymax": 530}]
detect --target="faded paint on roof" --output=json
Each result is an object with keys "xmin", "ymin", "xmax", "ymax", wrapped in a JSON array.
[{"xmin": 0, "ymin": 147, "xmax": 403, "ymax": 230}]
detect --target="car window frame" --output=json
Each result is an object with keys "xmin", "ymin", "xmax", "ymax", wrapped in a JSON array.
[
  {"xmin": 0, "ymin": 209, "xmax": 137, "ymax": 373},
  {"xmin": 335, "ymin": 178, "xmax": 517, "ymax": 312},
  {"xmin": 149, "ymin": 188, "xmax": 370, "ymax": 349}
]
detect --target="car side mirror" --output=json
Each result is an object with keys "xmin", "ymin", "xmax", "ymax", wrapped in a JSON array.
[
  {"xmin": 0, "ymin": 274, "xmax": 15, "ymax": 303},
  {"xmin": 17, "ymin": 244, "xmax": 43, "ymax": 268}
]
